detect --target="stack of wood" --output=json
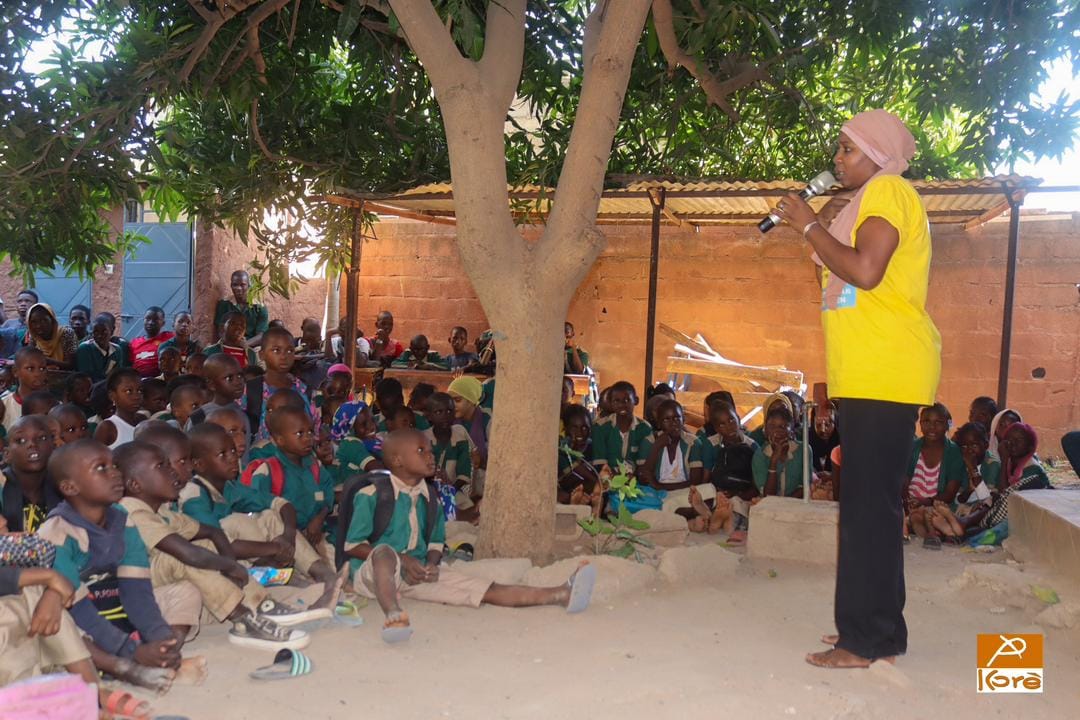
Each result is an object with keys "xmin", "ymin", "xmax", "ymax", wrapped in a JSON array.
[{"xmin": 660, "ymin": 323, "xmax": 804, "ymax": 428}]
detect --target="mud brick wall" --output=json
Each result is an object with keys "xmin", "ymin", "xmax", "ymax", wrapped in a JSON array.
[{"xmin": 343, "ymin": 214, "xmax": 1080, "ymax": 454}]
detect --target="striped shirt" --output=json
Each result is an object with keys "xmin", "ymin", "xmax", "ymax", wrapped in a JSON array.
[{"xmin": 909, "ymin": 456, "xmax": 941, "ymax": 500}]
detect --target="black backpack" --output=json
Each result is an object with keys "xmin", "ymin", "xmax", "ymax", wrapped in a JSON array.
[{"xmin": 333, "ymin": 471, "xmax": 441, "ymax": 571}]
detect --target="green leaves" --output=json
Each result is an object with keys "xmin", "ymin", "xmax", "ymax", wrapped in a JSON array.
[{"xmin": 337, "ymin": 0, "xmax": 366, "ymax": 42}]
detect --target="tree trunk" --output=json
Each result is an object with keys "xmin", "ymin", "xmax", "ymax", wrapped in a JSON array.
[{"xmin": 475, "ymin": 284, "xmax": 568, "ymax": 562}]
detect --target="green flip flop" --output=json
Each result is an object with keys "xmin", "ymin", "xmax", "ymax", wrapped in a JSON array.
[{"xmin": 249, "ymin": 649, "xmax": 314, "ymax": 681}]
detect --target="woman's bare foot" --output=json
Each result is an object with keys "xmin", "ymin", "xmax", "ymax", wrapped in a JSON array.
[
  {"xmin": 806, "ymin": 647, "xmax": 895, "ymax": 669},
  {"xmin": 111, "ymin": 658, "xmax": 176, "ymax": 694},
  {"xmin": 173, "ymin": 655, "xmax": 208, "ymax": 686},
  {"xmin": 688, "ymin": 486, "xmax": 710, "ymax": 519}
]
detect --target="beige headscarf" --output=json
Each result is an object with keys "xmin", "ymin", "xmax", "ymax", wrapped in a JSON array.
[{"xmin": 820, "ymin": 110, "xmax": 917, "ymax": 309}]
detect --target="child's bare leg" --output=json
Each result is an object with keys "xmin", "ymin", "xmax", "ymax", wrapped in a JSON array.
[
  {"xmin": 481, "ymin": 562, "xmax": 589, "ymax": 608},
  {"xmin": 569, "ymin": 485, "xmax": 587, "ymax": 506},
  {"xmin": 928, "ymin": 511, "xmax": 955, "ymax": 538},
  {"xmin": 909, "ymin": 508, "xmax": 929, "ymax": 538},
  {"xmin": 368, "ymin": 545, "xmax": 406, "ymax": 622},
  {"xmin": 689, "ymin": 487, "xmax": 710, "ymax": 519},
  {"xmin": 933, "ymin": 501, "xmax": 965, "ymax": 536},
  {"xmin": 709, "ymin": 498, "xmax": 732, "ymax": 535},
  {"xmin": 310, "ymin": 560, "xmax": 347, "ymax": 609}
]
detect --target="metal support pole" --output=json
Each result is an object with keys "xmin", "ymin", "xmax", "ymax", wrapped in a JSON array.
[
  {"xmin": 996, "ymin": 189, "xmax": 1023, "ymax": 409},
  {"xmin": 343, "ymin": 208, "xmax": 364, "ymax": 374},
  {"xmin": 802, "ymin": 401, "xmax": 811, "ymax": 503},
  {"xmin": 644, "ymin": 188, "xmax": 665, "ymax": 391}
]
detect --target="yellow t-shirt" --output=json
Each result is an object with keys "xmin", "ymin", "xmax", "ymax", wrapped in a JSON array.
[{"xmin": 821, "ymin": 174, "xmax": 941, "ymax": 405}]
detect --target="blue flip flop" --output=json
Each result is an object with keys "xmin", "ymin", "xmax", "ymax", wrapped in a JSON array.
[
  {"xmin": 566, "ymin": 563, "xmax": 597, "ymax": 614},
  {"xmin": 333, "ymin": 601, "xmax": 365, "ymax": 628},
  {"xmin": 249, "ymin": 649, "xmax": 313, "ymax": 681},
  {"xmin": 381, "ymin": 613, "xmax": 413, "ymax": 644}
]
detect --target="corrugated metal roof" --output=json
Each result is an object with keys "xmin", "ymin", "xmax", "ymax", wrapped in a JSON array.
[{"xmin": 323, "ymin": 175, "xmax": 1039, "ymax": 229}]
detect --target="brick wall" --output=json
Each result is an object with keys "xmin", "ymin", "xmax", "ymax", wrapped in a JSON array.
[
  {"xmin": 192, "ymin": 220, "xmax": 328, "ymax": 344},
  {"xmin": 345, "ymin": 214, "xmax": 1080, "ymax": 454}
]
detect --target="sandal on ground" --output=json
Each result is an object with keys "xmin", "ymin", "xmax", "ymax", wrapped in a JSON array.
[
  {"xmin": 806, "ymin": 647, "xmax": 891, "ymax": 669},
  {"xmin": 249, "ymin": 649, "xmax": 314, "ymax": 681},
  {"xmin": 381, "ymin": 611, "xmax": 413, "ymax": 644},
  {"xmin": 333, "ymin": 600, "xmax": 365, "ymax": 627},
  {"xmin": 726, "ymin": 530, "xmax": 748, "ymax": 545},
  {"xmin": 103, "ymin": 689, "xmax": 152, "ymax": 720},
  {"xmin": 923, "ymin": 536, "xmax": 943, "ymax": 550},
  {"xmin": 566, "ymin": 563, "xmax": 597, "ymax": 614}
]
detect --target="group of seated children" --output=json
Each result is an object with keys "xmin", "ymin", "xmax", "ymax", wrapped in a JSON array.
[
  {"xmin": 557, "ymin": 382, "xmax": 1050, "ymax": 549},
  {"xmin": 0, "ymin": 319, "xmax": 598, "ymax": 716}
]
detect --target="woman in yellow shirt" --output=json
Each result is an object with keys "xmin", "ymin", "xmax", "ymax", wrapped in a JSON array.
[{"xmin": 774, "ymin": 109, "xmax": 941, "ymax": 669}]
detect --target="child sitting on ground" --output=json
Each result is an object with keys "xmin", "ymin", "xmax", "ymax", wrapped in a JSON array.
[
  {"xmin": 64, "ymin": 372, "xmax": 95, "ymax": 420},
  {"xmin": 115, "ymin": 441, "xmax": 316, "ymax": 650},
  {"xmin": 181, "ymin": 423, "xmax": 340, "ymax": 602},
  {"xmin": 185, "ymin": 352, "xmax": 207, "ymax": 378},
  {"xmin": 697, "ymin": 400, "xmax": 758, "ymax": 538},
  {"xmin": 317, "ymin": 364, "xmax": 353, "ymax": 429},
  {"xmin": 386, "ymin": 405, "xmax": 418, "ymax": 432},
  {"xmin": 752, "ymin": 405, "xmax": 812, "ymax": 499},
  {"xmin": 392, "ymin": 335, "xmax": 449, "ymax": 370},
  {"xmin": 22, "ymin": 390, "xmax": 60, "ymax": 418},
  {"xmin": 251, "ymin": 326, "xmax": 315, "ymax": 442},
  {"xmin": 141, "ymin": 378, "xmax": 170, "ymax": 417},
  {"xmin": 241, "ymin": 406, "xmax": 336, "ymax": 552},
  {"xmin": 922, "ymin": 422, "xmax": 1000, "ymax": 540},
  {"xmin": 190, "ymin": 354, "xmax": 250, "ymax": 437},
  {"xmin": 1, "ymin": 416, "xmax": 62, "ymax": 532},
  {"xmin": 75, "ymin": 316, "xmax": 124, "ymax": 384},
  {"xmin": 204, "ymin": 311, "xmax": 259, "ymax": 369},
  {"xmin": 248, "ymin": 389, "xmax": 312, "ymax": 460},
  {"xmin": 408, "ymin": 382, "xmax": 437, "ymax": 412},
  {"xmin": 928, "ymin": 423, "xmax": 1050, "ymax": 542},
  {"xmin": 158, "ymin": 311, "xmax": 201, "ymax": 370},
  {"xmin": 695, "ymin": 390, "xmax": 736, "ymax": 441},
  {"xmin": 373, "ymin": 378, "xmax": 431, "ymax": 432},
  {"xmin": 2, "ymin": 348, "xmax": 50, "ymax": 433},
  {"xmin": 37, "ymin": 440, "xmax": 195, "ymax": 682},
  {"xmin": 341, "ymin": 428, "xmax": 597, "ymax": 644},
  {"xmin": 424, "ymin": 392, "xmax": 478, "ymax": 522},
  {"xmin": 333, "ymin": 400, "xmax": 384, "ymax": 474},
  {"xmin": 168, "ymin": 382, "xmax": 205, "ymax": 431},
  {"xmin": 49, "ymin": 403, "xmax": 91, "ymax": 446},
  {"xmin": 989, "ymin": 408, "xmax": 1023, "ymax": 456},
  {"xmin": 157, "ymin": 346, "xmax": 183, "ymax": 384},
  {"xmin": 638, "ymin": 400, "xmax": 711, "ymax": 526},
  {"xmin": 904, "ymin": 403, "xmax": 966, "ymax": 548},
  {"xmin": 93, "ymin": 368, "xmax": 145, "ymax": 448},
  {"xmin": 968, "ymin": 395, "xmax": 998, "ymax": 431},
  {"xmin": 558, "ymin": 405, "xmax": 603, "ymax": 516},
  {"xmin": 590, "ymin": 381, "xmax": 653, "ymax": 478}
]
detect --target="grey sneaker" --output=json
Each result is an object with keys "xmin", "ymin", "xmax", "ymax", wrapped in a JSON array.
[
  {"xmin": 256, "ymin": 598, "xmax": 332, "ymax": 627},
  {"xmin": 229, "ymin": 613, "xmax": 309, "ymax": 651}
]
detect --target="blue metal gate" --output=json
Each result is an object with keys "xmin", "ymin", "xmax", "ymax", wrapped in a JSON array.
[
  {"xmin": 120, "ymin": 222, "xmax": 194, "ymax": 340},
  {"xmin": 31, "ymin": 264, "xmax": 92, "ymax": 321}
]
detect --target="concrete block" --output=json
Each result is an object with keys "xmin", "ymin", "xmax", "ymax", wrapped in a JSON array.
[
  {"xmin": 631, "ymin": 509, "xmax": 689, "ymax": 548},
  {"xmin": 1007, "ymin": 490, "xmax": 1080, "ymax": 587},
  {"xmin": 524, "ymin": 555, "xmax": 659, "ymax": 605},
  {"xmin": 554, "ymin": 504, "xmax": 591, "ymax": 542},
  {"xmin": 746, "ymin": 496, "xmax": 838, "ymax": 565},
  {"xmin": 657, "ymin": 545, "xmax": 741, "ymax": 585}
]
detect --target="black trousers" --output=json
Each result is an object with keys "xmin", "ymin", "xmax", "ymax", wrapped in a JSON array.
[{"xmin": 835, "ymin": 398, "xmax": 917, "ymax": 659}]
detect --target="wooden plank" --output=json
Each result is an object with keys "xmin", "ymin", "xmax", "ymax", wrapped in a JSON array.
[
  {"xmin": 383, "ymin": 368, "xmax": 456, "ymax": 399},
  {"xmin": 666, "ymin": 356, "xmax": 803, "ymax": 388},
  {"xmin": 351, "ymin": 367, "xmax": 382, "ymax": 396},
  {"xmin": 658, "ymin": 323, "xmax": 714, "ymax": 356}
]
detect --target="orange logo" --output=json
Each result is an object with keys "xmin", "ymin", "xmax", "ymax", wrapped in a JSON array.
[{"xmin": 977, "ymin": 634, "xmax": 1043, "ymax": 693}]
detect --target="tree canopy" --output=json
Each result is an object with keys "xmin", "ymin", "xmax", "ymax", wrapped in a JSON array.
[{"xmin": 2, "ymin": 0, "xmax": 1078, "ymax": 285}]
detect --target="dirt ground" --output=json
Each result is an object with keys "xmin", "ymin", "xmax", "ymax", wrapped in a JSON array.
[{"xmin": 148, "ymin": 516, "xmax": 1080, "ymax": 720}]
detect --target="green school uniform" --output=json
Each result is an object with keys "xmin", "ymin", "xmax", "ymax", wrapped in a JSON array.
[
  {"xmin": 75, "ymin": 340, "xmax": 124, "ymax": 383},
  {"xmin": 390, "ymin": 351, "xmax": 449, "ymax": 370},
  {"xmin": 424, "ymin": 425, "xmax": 473, "ymax": 485},
  {"xmin": 564, "ymin": 346, "xmax": 590, "ymax": 372},
  {"xmin": 243, "ymin": 446, "xmax": 334, "ymax": 527},
  {"xmin": 158, "ymin": 337, "xmax": 202, "ymax": 364},
  {"xmin": 343, "ymin": 476, "xmax": 446, "ymax": 578},
  {"xmin": 752, "ymin": 441, "xmax": 811, "ymax": 497},
  {"xmin": 203, "ymin": 341, "xmax": 260, "ymax": 369},
  {"xmin": 907, "ymin": 437, "xmax": 968, "ymax": 494},
  {"xmin": 639, "ymin": 430, "xmax": 706, "ymax": 479},
  {"xmin": 977, "ymin": 451, "xmax": 1003, "ymax": 490},
  {"xmin": 697, "ymin": 432, "xmax": 758, "ymax": 476},
  {"xmin": 590, "ymin": 414, "xmax": 654, "ymax": 472},
  {"xmin": 748, "ymin": 426, "xmax": 767, "ymax": 447},
  {"xmin": 336, "ymin": 436, "xmax": 380, "ymax": 474},
  {"xmin": 177, "ymin": 474, "xmax": 281, "ymax": 529},
  {"xmin": 480, "ymin": 378, "xmax": 496, "ymax": 416}
]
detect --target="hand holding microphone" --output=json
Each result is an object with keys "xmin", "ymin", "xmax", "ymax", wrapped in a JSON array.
[{"xmin": 759, "ymin": 171, "xmax": 836, "ymax": 235}]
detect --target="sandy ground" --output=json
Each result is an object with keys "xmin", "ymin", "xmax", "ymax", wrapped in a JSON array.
[{"xmin": 146, "ymin": 526, "xmax": 1080, "ymax": 720}]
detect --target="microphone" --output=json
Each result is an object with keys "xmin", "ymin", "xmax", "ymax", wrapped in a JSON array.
[{"xmin": 757, "ymin": 171, "xmax": 837, "ymax": 234}]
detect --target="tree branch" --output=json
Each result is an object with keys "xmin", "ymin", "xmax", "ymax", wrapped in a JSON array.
[
  {"xmin": 652, "ymin": 0, "xmax": 769, "ymax": 121},
  {"xmin": 539, "ymin": 0, "xmax": 652, "ymax": 284},
  {"xmin": 387, "ymin": 0, "xmax": 469, "ymax": 91},
  {"xmin": 478, "ymin": 0, "xmax": 527, "ymax": 111}
]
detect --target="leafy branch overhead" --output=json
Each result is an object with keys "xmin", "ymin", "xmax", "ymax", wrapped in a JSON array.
[{"xmin": 1, "ymin": 0, "xmax": 1077, "ymax": 284}]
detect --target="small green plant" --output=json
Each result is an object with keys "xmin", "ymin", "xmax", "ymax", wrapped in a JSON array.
[{"xmin": 577, "ymin": 463, "xmax": 653, "ymax": 562}]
